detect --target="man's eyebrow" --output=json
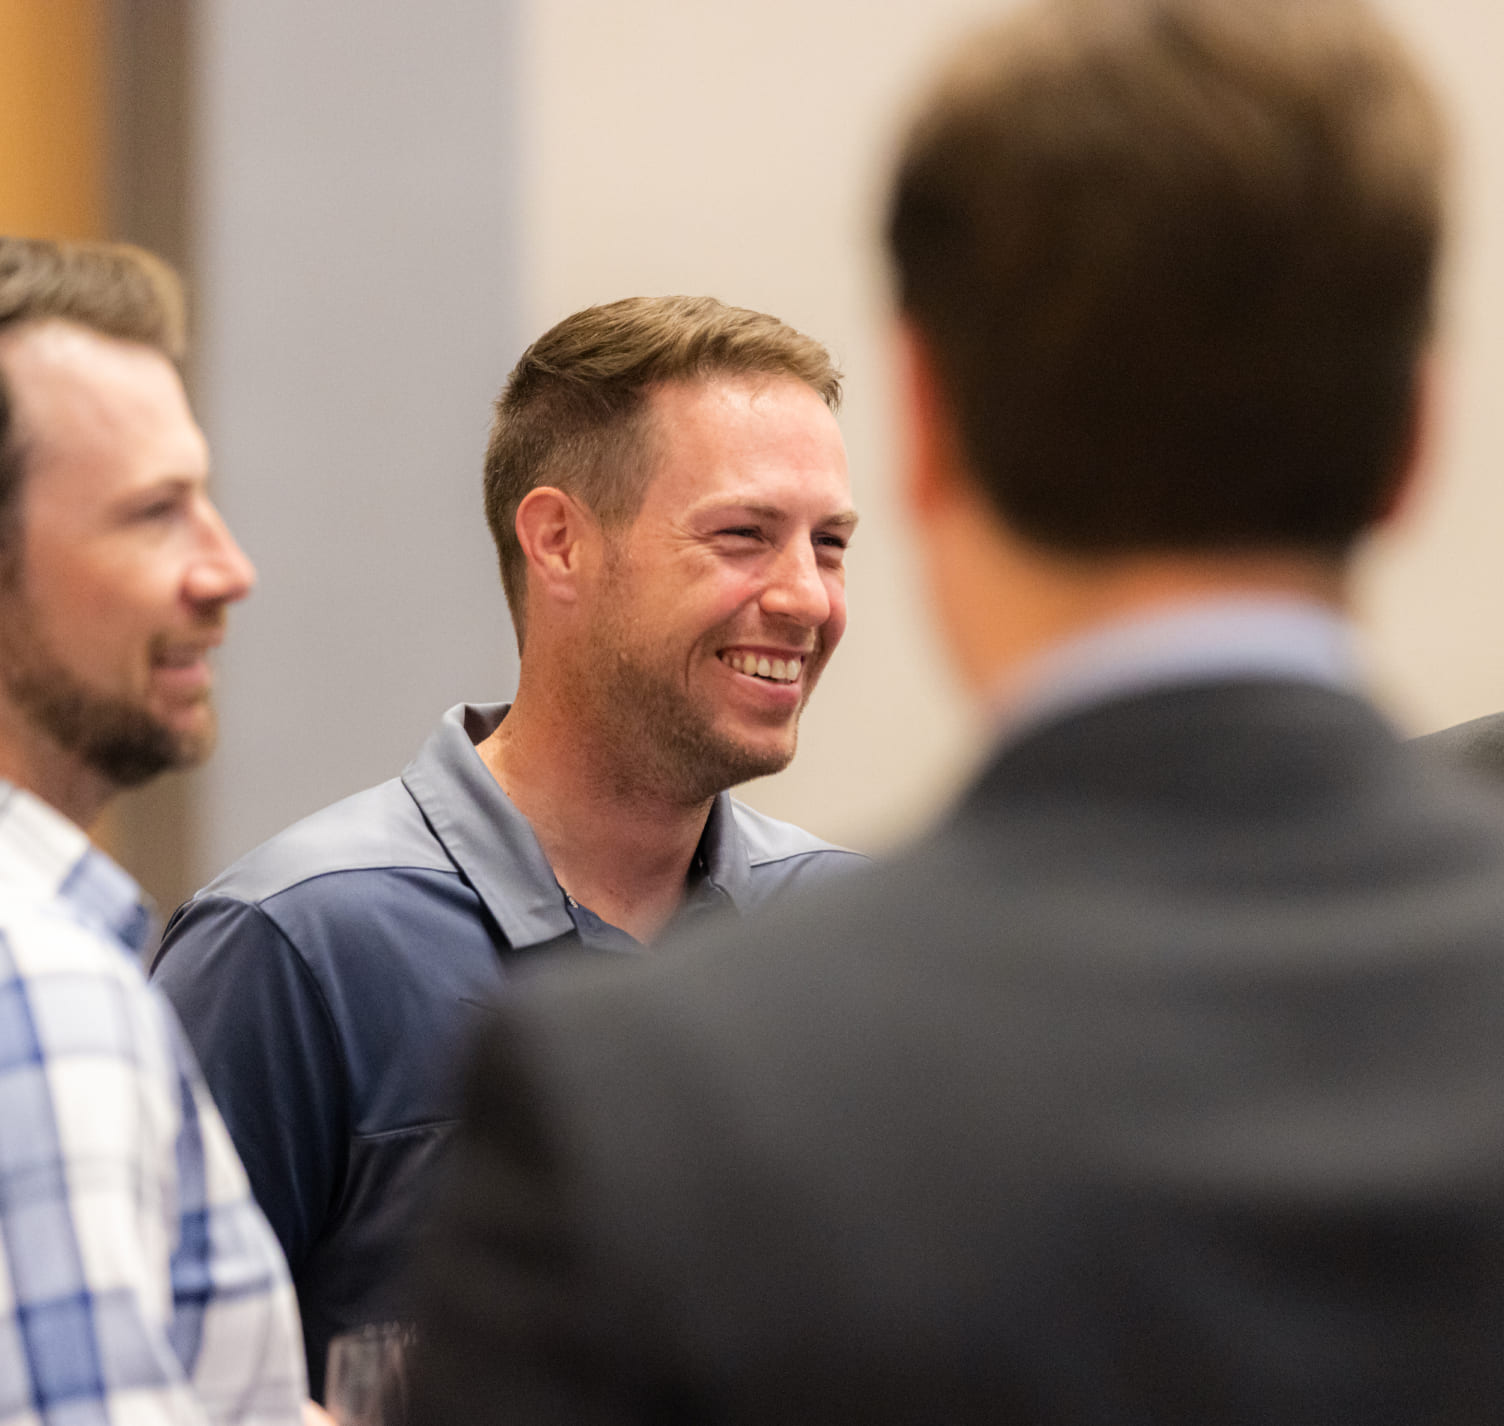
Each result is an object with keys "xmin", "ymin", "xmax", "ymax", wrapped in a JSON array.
[
  {"xmin": 699, "ymin": 502, "xmax": 860, "ymax": 531},
  {"xmin": 124, "ymin": 473, "xmax": 197, "ymax": 498}
]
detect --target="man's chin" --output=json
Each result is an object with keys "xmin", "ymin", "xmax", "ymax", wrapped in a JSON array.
[
  {"xmin": 30, "ymin": 686, "xmax": 217, "ymax": 789},
  {"xmin": 702, "ymin": 725, "xmax": 799, "ymax": 790},
  {"xmin": 82, "ymin": 718, "xmax": 212, "ymax": 789},
  {"xmin": 0, "ymin": 608, "xmax": 220, "ymax": 791},
  {"xmin": 150, "ymin": 700, "xmax": 218, "ymax": 753}
]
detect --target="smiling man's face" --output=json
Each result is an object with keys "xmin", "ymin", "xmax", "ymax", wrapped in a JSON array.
[
  {"xmin": 0, "ymin": 319, "xmax": 255, "ymax": 790},
  {"xmin": 574, "ymin": 373, "xmax": 855, "ymax": 806}
]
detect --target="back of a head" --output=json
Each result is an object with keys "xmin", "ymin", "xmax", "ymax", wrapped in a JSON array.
[{"xmin": 887, "ymin": 0, "xmax": 1444, "ymax": 557}]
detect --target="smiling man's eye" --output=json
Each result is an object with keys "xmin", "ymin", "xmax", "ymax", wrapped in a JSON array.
[
  {"xmin": 719, "ymin": 527, "xmax": 762, "ymax": 540},
  {"xmin": 130, "ymin": 484, "xmax": 193, "ymax": 523}
]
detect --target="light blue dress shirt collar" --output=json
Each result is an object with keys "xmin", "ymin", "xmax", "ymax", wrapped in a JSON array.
[{"xmin": 989, "ymin": 594, "xmax": 1360, "ymax": 752}]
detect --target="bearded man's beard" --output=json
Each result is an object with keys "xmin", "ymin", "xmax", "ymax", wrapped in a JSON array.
[{"xmin": 0, "ymin": 595, "xmax": 213, "ymax": 789}]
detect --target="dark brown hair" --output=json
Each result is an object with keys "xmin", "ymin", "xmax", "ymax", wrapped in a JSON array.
[
  {"xmin": 483, "ymin": 295, "xmax": 842, "ymax": 647},
  {"xmin": 0, "ymin": 238, "xmax": 187, "ymax": 551},
  {"xmin": 887, "ymin": 0, "xmax": 1444, "ymax": 556}
]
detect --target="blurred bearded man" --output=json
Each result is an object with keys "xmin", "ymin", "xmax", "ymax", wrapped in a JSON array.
[{"xmin": 0, "ymin": 236, "xmax": 304, "ymax": 1425}]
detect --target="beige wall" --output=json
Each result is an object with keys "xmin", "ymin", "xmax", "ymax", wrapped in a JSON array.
[
  {"xmin": 521, "ymin": 0, "xmax": 1504, "ymax": 852},
  {"xmin": 178, "ymin": 0, "xmax": 1504, "ymax": 885},
  {"xmin": 1360, "ymin": 0, "xmax": 1504, "ymax": 729}
]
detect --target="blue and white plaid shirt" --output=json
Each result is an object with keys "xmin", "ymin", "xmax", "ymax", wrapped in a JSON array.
[{"xmin": 0, "ymin": 781, "xmax": 305, "ymax": 1426}]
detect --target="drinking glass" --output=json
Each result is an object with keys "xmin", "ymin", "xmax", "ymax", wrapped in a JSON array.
[{"xmin": 325, "ymin": 1323, "xmax": 415, "ymax": 1426}]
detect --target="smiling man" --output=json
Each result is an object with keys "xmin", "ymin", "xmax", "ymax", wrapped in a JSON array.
[
  {"xmin": 0, "ymin": 238, "xmax": 304, "ymax": 1424},
  {"xmin": 150, "ymin": 296, "xmax": 864, "ymax": 1395}
]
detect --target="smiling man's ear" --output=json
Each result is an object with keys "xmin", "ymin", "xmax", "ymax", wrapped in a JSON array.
[{"xmin": 514, "ymin": 486, "xmax": 601, "ymax": 611}]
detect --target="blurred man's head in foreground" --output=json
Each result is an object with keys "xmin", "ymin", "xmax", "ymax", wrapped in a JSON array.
[{"xmin": 888, "ymin": 0, "xmax": 1443, "ymax": 565}]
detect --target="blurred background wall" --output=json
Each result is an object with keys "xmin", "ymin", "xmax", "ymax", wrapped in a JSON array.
[{"xmin": 1, "ymin": 0, "xmax": 1501, "ymax": 913}]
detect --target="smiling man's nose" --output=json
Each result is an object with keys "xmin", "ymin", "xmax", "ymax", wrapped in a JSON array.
[{"xmin": 760, "ymin": 543, "xmax": 832, "ymax": 626}]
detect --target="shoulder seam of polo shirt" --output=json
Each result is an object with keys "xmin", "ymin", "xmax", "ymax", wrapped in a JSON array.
[{"xmin": 150, "ymin": 701, "xmax": 865, "ymax": 1399}]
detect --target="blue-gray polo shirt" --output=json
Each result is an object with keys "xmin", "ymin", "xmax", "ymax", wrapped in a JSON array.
[{"xmin": 150, "ymin": 702, "xmax": 864, "ymax": 1397}]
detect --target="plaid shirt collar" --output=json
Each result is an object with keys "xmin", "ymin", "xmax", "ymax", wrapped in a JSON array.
[{"xmin": 0, "ymin": 780, "xmax": 153, "ymax": 955}]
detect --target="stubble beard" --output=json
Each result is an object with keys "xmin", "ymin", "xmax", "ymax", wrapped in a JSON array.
[
  {"xmin": 583, "ymin": 610, "xmax": 820, "ymax": 808},
  {"xmin": 601, "ymin": 648, "xmax": 805, "ymax": 806},
  {"xmin": 0, "ymin": 590, "xmax": 213, "ymax": 790}
]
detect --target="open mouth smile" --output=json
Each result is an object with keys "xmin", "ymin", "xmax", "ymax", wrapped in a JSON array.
[{"xmin": 717, "ymin": 649, "xmax": 805, "ymax": 684}]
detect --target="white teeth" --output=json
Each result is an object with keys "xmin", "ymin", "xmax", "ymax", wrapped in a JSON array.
[{"xmin": 720, "ymin": 651, "xmax": 804, "ymax": 683}]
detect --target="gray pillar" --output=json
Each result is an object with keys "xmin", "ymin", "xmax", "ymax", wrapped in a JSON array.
[{"xmin": 190, "ymin": 0, "xmax": 523, "ymax": 885}]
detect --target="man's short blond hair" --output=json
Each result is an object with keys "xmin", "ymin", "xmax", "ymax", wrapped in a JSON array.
[{"xmin": 887, "ymin": 0, "xmax": 1444, "ymax": 557}]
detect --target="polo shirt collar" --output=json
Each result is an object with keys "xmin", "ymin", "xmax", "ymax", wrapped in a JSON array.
[
  {"xmin": 695, "ymin": 791, "xmax": 751, "ymax": 903},
  {"xmin": 401, "ymin": 703, "xmax": 750, "ymax": 950}
]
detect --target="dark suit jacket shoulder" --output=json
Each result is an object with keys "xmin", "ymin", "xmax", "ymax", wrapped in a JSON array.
[
  {"xmin": 415, "ymin": 681, "xmax": 1504, "ymax": 1425},
  {"xmin": 1413, "ymin": 709, "xmax": 1504, "ymax": 785}
]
